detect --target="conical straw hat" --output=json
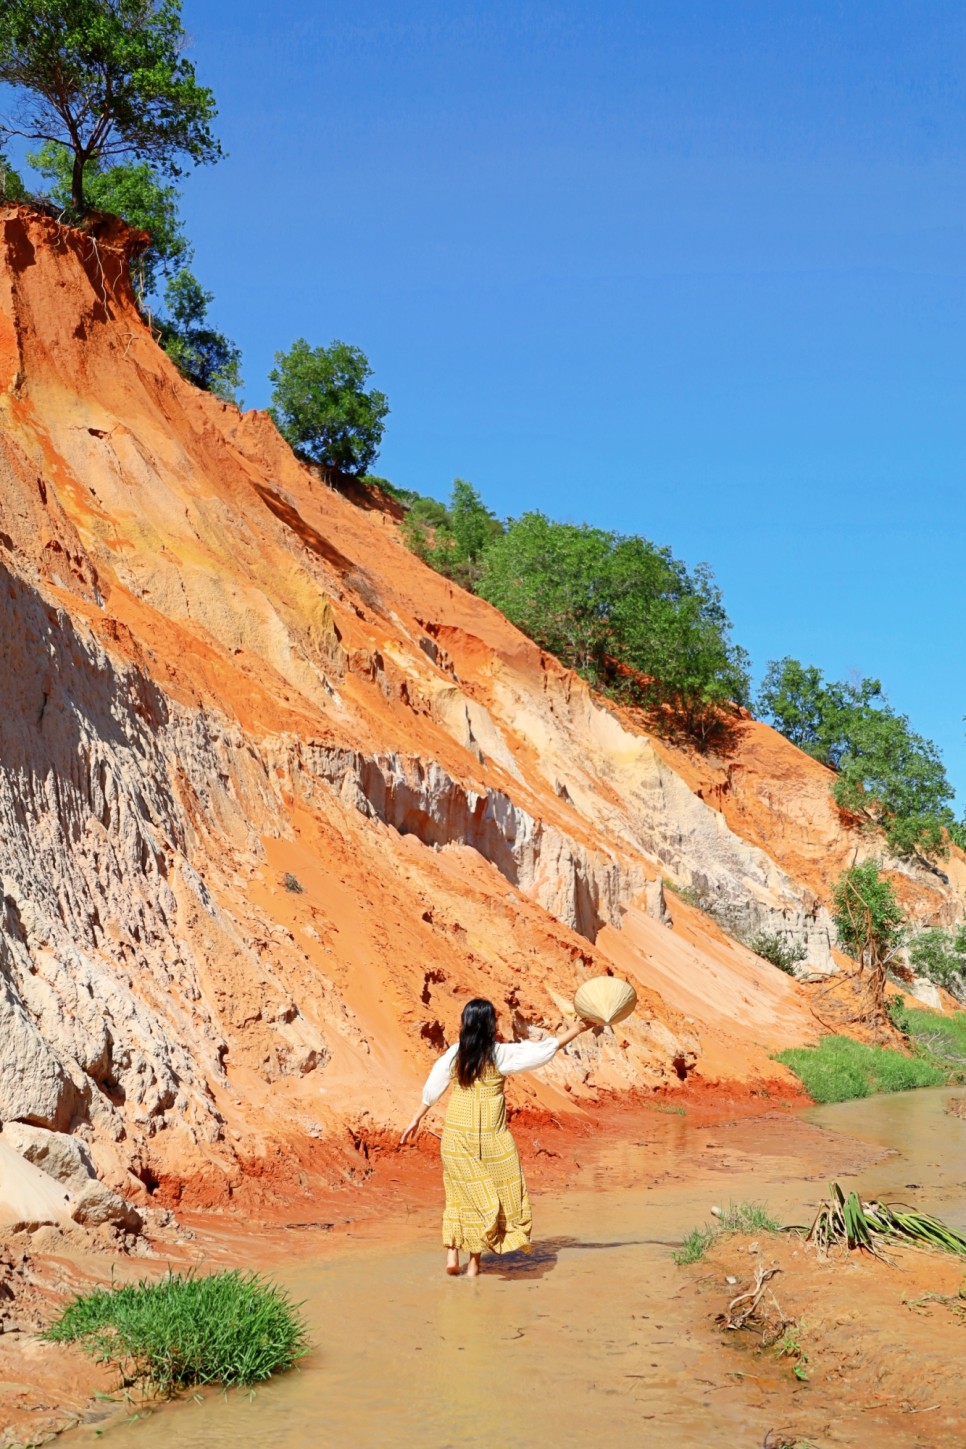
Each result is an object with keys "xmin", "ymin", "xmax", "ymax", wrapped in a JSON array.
[{"xmin": 573, "ymin": 976, "xmax": 637, "ymax": 1027}]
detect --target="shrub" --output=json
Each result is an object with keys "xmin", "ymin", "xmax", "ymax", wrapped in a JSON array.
[
  {"xmin": 748, "ymin": 931, "xmax": 807, "ymax": 975},
  {"xmin": 477, "ymin": 513, "xmax": 750, "ymax": 745},
  {"xmin": 401, "ymin": 479, "xmax": 503, "ymax": 589},
  {"xmin": 663, "ymin": 880, "xmax": 754, "ymax": 943},
  {"xmin": 775, "ymin": 1035, "xmax": 945, "ymax": 1103},
  {"xmin": 157, "ymin": 269, "xmax": 242, "ymax": 402},
  {"xmin": 908, "ymin": 926, "xmax": 966, "ymax": 989},
  {"xmin": 43, "ymin": 1270, "xmax": 309, "ymax": 1395},
  {"xmin": 886, "ymin": 993, "xmax": 910, "ymax": 1034},
  {"xmin": 663, "ymin": 880, "xmax": 705, "ymax": 910},
  {"xmin": 833, "ymin": 861, "xmax": 905, "ymax": 966},
  {"xmin": 832, "ymin": 860, "xmax": 905, "ymax": 1021}
]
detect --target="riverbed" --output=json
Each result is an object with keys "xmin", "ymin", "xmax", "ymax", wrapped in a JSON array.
[{"xmin": 58, "ymin": 1087, "xmax": 966, "ymax": 1448}]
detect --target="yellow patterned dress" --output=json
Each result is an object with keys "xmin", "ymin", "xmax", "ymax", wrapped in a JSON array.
[{"xmin": 421, "ymin": 1039, "xmax": 560, "ymax": 1255}]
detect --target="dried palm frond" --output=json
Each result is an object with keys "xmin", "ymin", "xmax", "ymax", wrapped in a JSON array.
[{"xmin": 806, "ymin": 1182, "xmax": 966, "ymax": 1260}]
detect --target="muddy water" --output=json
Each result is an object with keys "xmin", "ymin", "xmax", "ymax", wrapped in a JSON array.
[
  {"xmin": 62, "ymin": 1088, "xmax": 966, "ymax": 1448},
  {"xmin": 805, "ymin": 1088, "xmax": 966, "ymax": 1228}
]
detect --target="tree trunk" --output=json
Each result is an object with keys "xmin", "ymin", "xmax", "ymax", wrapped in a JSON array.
[{"xmin": 71, "ymin": 151, "xmax": 86, "ymax": 213}]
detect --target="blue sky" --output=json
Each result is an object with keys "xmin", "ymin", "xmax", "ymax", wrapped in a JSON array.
[{"xmin": 10, "ymin": 1, "xmax": 966, "ymax": 803}]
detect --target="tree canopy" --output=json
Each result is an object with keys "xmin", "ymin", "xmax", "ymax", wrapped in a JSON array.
[
  {"xmin": 0, "ymin": 150, "xmax": 25, "ymax": 200},
  {"xmin": 401, "ymin": 479, "xmax": 503, "ymax": 588},
  {"xmin": 28, "ymin": 140, "xmax": 189, "ymax": 296},
  {"xmin": 23, "ymin": 139, "xmax": 239, "ymax": 400},
  {"xmin": 759, "ymin": 657, "xmax": 961, "ymax": 859},
  {"xmin": 268, "ymin": 339, "xmax": 389, "ymax": 478},
  {"xmin": 832, "ymin": 860, "xmax": 905, "ymax": 971},
  {"xmin": 908, "ymin": 926, "xmax": 966, "ymax": 990},
  {"xmin": 758, "ymin": 658, "xmax": 884, "ymax": 767},
  {"xmin": 156, "ymin": 268, "xmax": 241, "ymax": 403},
  {"xmin": 0, "ymin": 0, "xmax": 221, "ymax": 211},
  {"xmin": 476, "ymin": 513, "xmax": 750, "ymax": 742}
]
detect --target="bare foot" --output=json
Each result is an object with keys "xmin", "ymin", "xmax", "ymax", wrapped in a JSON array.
[
  {"xmin": 446, "ymin": 1247, "xmax": 460, "ymax": 1276},
  {"xmin": 466, "ymin": 1253, "xmax": 481, "ymax": 1278}
]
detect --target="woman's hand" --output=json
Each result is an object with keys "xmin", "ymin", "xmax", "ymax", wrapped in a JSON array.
[
  {"xmin": 557, "ymin": 1018, "xmax": 597, "ymax": 1048},
  {"xmin": 400, "ymin": 1107, "xmax": 428, "ymax": 1145}
]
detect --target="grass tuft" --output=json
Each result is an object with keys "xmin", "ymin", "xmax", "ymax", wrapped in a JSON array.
[
  {"xmin": 774, "ymin": 1034, "xmax": 945, "ymax": 1104},
  {"xmin": 714, "ymin": 1201, "xmax": 782, "ymax": 1234},
  {"xmin": 673, "ymin": 1199, "xmax": 781, "ymax": 1265},
  {"xmin": 672, "ymin": 1226, "xmax": 716, "ymax": 1265},
  {"xmin": 43, "ymin": 1270, "xmax": 309, "ymax": 1396}
]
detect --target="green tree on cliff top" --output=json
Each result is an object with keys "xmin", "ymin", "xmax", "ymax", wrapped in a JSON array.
[
  {"xmin": 29, "ymin": 139, "xmax": 190, "ymax": 296},
  {"xmin": 26, "ymin": 139, "xmax": 240, "ymax": 401},
  {"xmin": 0, "ymin": 0, "xmax": 221, "ymax": 212},
  {"xmin": 759, "ymin": 657, "xmax": 959, "ymax": 860},
  {"xmin": 269, "ymin": 340, "xmax": 389, "ymax": 478},
  {"xmin": 477, "ymin": 513, "xmax": 750, "ymax": 743}
]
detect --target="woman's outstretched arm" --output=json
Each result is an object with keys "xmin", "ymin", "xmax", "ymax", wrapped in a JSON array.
[
  {"xmin": 400, "ymin": 1041, "xmax": 458, "ymax": 1144},
  {"xmin": 495, "ymin": 1018, "xmax": 596, "ymax": 1075}
]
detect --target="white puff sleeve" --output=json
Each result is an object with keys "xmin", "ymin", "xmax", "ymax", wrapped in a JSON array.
[
  {"xmin": 421, "ymin": 1043, "xmax": 458, "ymax": 1106},
  {"xmin": 493, "ymin": 1038, "xmax": 560, "ymax": 1075}
]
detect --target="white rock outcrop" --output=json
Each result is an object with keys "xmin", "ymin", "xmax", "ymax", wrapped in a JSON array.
[{"xmin": 0, "ymin": 1123, "xmax": 142, "ymax": 1233}]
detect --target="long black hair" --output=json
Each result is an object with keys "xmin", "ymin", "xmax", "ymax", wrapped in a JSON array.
[{"xmin": 454, "ymin": 998, "xmax": 497, "ymax": 1088}]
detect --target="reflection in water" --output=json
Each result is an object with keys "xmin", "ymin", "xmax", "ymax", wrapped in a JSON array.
[{"xmin": 57, "ymin": 1087, "xmax": 966, "ymax": 1449}]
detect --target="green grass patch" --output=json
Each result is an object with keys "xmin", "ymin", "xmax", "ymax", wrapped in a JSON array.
[
  {"xmin": 775, "ymin": 1034, "xmax": 945, "ymax": 1104},
  {"xmin": 902, "ymin": 1008, "xmax": 966, "ymax": 1077},
  {"xmin": 43, "ymin": 1270, "xmax": 309, "ymax": 1396},
  {"xmin": 672, "ymin": 1199, "xmax": 781, "ymax": 1265}
]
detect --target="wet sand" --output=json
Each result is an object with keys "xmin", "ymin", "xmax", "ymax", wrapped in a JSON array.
[{"xmin": 51, "ymin": 1087, "xmax": 966, "ymax": 1449}]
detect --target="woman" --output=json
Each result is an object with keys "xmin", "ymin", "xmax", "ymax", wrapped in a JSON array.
[{"xmin": 400, "ymin": 997, "xmax": 595, "ymax": 1277}]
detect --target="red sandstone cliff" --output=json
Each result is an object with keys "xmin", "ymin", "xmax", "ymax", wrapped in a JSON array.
[{"xmin": 0, "ymin": 206, "xmax": 962, "ymax": 1220}]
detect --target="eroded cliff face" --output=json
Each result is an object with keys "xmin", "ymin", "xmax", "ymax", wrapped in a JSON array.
[{"xmin": 0, "ymin": 207, "xmax": 962, "ymax": 1217}]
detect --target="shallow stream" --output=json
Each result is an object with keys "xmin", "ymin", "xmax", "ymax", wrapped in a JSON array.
[{"xmin": 59, "ymin": 1087, "xmax": 966, "ymax": 1448}]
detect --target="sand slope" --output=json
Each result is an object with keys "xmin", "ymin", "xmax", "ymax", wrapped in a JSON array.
[{"xmin": 0, "ymin": 204, "xmax": 962, "ymax": 1215}]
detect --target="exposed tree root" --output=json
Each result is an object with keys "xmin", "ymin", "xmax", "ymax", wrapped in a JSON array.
[{"xmin": 716, "ymin": 1262, "xmax": 788, "ymax": 1343}]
